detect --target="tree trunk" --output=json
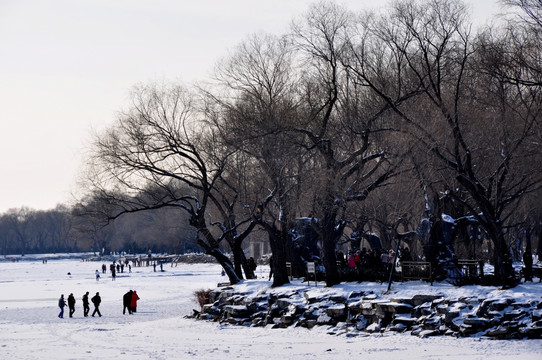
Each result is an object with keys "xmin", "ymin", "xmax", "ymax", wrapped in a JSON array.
[
  {"xmin": 491, "ymin": 227, "xmax": 516, "ymax": 288},
  {"xmin": 320, "ymin": 215, "xmax": 341, "ymax": 287},
  {"xmin": 197, "ymin": 238, "xmax": 240, "ymax": 285},
  {"xmin": 322, "ymin": 235, "xmax": 340, "ymax": 287},
  {"xmin": 239, "ymin": 247, "xmax": 255, "ymax": 280},
  {"xmin": 230, "ymin": 240, "xmax": 245, "ymax": 279},
  {"xmin": 267, "ymin": 228, "xmax": 290, "ymax": 287}
]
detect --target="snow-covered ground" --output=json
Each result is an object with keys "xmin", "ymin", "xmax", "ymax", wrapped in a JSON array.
[{"xmin": 1, "ymin": 257, "xmax": 541, "ymax": 359}]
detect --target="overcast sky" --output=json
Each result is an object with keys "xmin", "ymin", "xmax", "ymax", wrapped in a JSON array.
[{"xmin": 0, "ymin": 0, "xmax": 503, "ymax": 213}]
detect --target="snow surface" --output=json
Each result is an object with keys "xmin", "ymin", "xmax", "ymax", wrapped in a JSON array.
[{"xmin": 1, "ymin": 256, "xmax": 541, "ymax": 359}]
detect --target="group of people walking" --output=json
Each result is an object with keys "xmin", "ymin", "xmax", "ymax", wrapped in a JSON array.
[
  {"xmin": 58, "ymin": 290, "xmax": 138, "ymax": 318},
  {"xmin": 95, "ymin": 261, "xmax": 133, "ymax": 281},
  {"xmin": 337, "ymin": 248, "xmax": 401, "ymax": 272},
  {"xmin": 122, "ymin": 290, "xmax": 140, "ymax": 315},
  {"xmin": 58, "ymin": 292, "xmax": 102, "ymax": 318}
]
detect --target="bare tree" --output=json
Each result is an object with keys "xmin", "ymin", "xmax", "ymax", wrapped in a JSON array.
[
  {"xmin": 290, "ymin": 1, "xmax": 397, "ymax": 286},
  {"xmin": 341, "ymin": 0, "xmax": 542, "ymax": 286},
  {"xmin": 84, "ymin": 83, "xmax": 255, "ymax": 285},
  {"xmin": 502, "ymin": 0, "xmax": 542, "ymax": 29},
  {"xmin": 4, "ymin": 207, "xmax": 34, "ymax": 256},
  {"xmin": 206, "ymin": 33, "xmax": 303, "ymax": 287}
]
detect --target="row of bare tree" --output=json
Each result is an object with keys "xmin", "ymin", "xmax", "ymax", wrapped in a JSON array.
[
  {"xmin": 0, "ymin": 207, "xmax": 74, "ymax": 255},
  {"xmin": 7, "ymin": 0, "xmax": 538, "ymax": 288},
  {"xmin": 0, "ymin": 205, "xmax": 198, "ymax": 257}
]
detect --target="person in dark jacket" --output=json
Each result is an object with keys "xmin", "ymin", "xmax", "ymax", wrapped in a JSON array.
[
  {"xmin": 67, "ymin": 293, "xmax": 76, "ymax": 318},
  {"xmin": 123, "ymin": 290, "xmax": 133, "ymax": 315},
  {"xmin": 336, "ymin": 250, "xmax": 346, "ymax": 268},
  {"xmin": 91, "ymin": 292, "xmax": 102, "ymax": 317},
  {"xmin": 82, "ymin": 291, "xmax": 90, "ymax": 317},
  {"xmin": 58, "ymin": 294, "xmax": 66, "ymax": 318},
  {"xmin": 130, "ymin": 290, "xmax": 140, "ymax": 313}
]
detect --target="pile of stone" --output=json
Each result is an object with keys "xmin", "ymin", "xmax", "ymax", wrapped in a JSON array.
[
  {"xmin": 192, "ymin": 285, "xmax": 542, "ymax": 339},
  {"xmin": 175, "ymin": 253, "xmax": 218, "ymax": 264}
]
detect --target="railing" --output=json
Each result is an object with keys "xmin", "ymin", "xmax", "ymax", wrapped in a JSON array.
[
  {"xmin": 400, "ymin": 261, "xmax": 432, "ymax": 282},
  {"xmin": 520, "ymin": 266, "xmax": 542, "ymax": 282},
  {"xmin": 285, "ymin": 262, "xmax": 293, "ymax": 280},
  {"xmin": 456, "ymin": 259, "xmax": 483, "ymax": 279}
]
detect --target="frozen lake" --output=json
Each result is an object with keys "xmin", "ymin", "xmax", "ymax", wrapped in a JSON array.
[{"xmin": 0, "ymin": 257, "xmax": 541, "ymax": 359}]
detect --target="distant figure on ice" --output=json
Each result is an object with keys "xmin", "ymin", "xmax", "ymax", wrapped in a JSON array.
[
  {"xmin": 68, "ymin": 293, "xmax": 76, "ymax": 318},
  {"xmin": 82, "ymin": 291, "xmax": 90, "ymax": 317},
  {"xmin": 102, "ymin": 263, "xmax": 106, "ymax": 273},
  {"xmin": 91, "ymin": 292, "xmax": 102, "ymax": 317},
  {"xmin": 131, "ymin": 290, "xmax": 140, "ymax": 313},
  {"xmin": 58, "ymin": 294, "xmax": 66, "ymax": 318},
  {"xmin": 112, "ymin": 267, "xmax": 116, "ymax": 281},
  {"xmin": 95, "ymin": 270, "xmax": 100, "ymax": 281},
  {"xmin": 123, "ymin": 290, "xmax": 133, "ymax": 315}
]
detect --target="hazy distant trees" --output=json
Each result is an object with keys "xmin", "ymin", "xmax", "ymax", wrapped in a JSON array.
[
  {"xmin": 0, "ymin": 206, "xmax": 74, "ymax": 255},
  {"xmin": 0, "ymin": 201, "xmax": 198, "ymax": 257}
]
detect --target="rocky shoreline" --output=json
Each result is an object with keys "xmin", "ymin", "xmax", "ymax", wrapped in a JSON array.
[{"xmin": 192, "ymin": 282, "xmax": 542, "ymax": 339}]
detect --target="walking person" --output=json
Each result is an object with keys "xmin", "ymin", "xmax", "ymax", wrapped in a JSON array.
[
  {"xmin": 67, "ymin": 293, "xmax": 76, "ymax": 318},
  {"xmin": 130, "ymin": 290, "xmax": 140, "ymax": 313},
  {"xmin": 82, "ymin": 291, "xmax": 90, "ymax": 317},
  {"xmin": 112, "ymin": 267, "xmax": 116, "ymax": 281},
  {"xmin": 123, "ymin": 290, "xmax": 133, "ymax": 315},
  {"xmin": 95, "ymin": 269, "xmax": 100, "ymax": 281},
  {"xmin": 58, "ymin": 294, "xmax": 66, "ymax": 318},
  {"xmin": 91, "ymin": 292, "xmax": 102, "ymax": 317}
]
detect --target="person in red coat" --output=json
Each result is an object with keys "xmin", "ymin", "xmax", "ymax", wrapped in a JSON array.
[{"xmin": 131, "ymin": 290, "xmax": 140, "ymax": 313}]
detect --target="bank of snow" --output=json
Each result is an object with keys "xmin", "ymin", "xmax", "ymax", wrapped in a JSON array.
[{"xmin": 197, "ymin": 274, "xmax": 542, "ymax": 338}]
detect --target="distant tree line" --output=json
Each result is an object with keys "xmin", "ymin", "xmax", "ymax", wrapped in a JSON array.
[
  {"xmin": 0, "ymin": 204, "xmax": 199, "ymax": 256},
  {"xmin": 2, "ymin": 1, "xmax": 541, "ymax": 289}
]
